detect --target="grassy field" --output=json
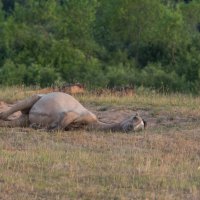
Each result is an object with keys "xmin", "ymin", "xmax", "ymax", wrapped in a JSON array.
[{"xmin": 0, "ymin": 87, "xmax": 200, "ymax": 199}]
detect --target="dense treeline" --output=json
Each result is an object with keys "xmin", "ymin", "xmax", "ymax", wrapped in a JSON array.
[{"xmin": 0, "ymin": 0, "xmax": 200, "ymax": 93}]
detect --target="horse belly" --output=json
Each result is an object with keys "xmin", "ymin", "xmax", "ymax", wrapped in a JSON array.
[
  {"xmin": 29, "ymin": 112, "xmax": 59, "ymax": 127},
  {"xmin": 29, "ymin": 104, "xmax": 62, "ymax": 127},
  {"xmin": 28, "ymin": 92, "xmax": 87, "ymax": 127}
]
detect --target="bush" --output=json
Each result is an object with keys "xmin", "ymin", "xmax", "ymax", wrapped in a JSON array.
[
  {"xmin": 0, "ymin": 59, "xmax": 26, "ymax": 85},
  {"xmin": 141, "ymin": 63, "xmax": 185, "ymax": 92},
  {"xmin": 38, "ymin": 67, "xmax": 59, "ymax": 87}
]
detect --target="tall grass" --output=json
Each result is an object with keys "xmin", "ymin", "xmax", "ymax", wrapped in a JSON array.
[
  {"xmin": 0, "ymin": 87, "xmax": 200, "ymax": 199},
  {"xmin": 0, "ymin": 128, "xmax": 200, "ymax": 199},
  {"xmin": 1, "ymin": 85, "xmax": 199, "ymax": 110}
]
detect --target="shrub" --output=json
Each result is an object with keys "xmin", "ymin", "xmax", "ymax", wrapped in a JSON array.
[{"xmin": 0, "ymin": 59, "xmax": 26, "ymax": 85}]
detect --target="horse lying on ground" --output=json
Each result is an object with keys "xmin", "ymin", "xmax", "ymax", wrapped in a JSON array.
[{"xmin": 0, "ymin": 92, "xmax": 146, "ymax": 132}]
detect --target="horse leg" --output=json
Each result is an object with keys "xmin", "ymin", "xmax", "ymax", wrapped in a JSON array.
[
  {"xmin": 0, "ymin": 95, "xmax": 42, "ymax": 120},
  {"xmin": 47, "ymin": 112, "xmax": 80, "ymax": 131}
]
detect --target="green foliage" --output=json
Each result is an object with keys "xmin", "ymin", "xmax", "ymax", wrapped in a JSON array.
[
  {"xmin": 39, "ymin": 67, "xmax": 59, "ymax": 87},
  {"xmin": 0, "ymin": 59, "xmax": 26, "ymax": 85},
  {"xmin": 0, "ymin": 0, "xmax": 200, "ymax": 93},
  {"xmin": 141, "ymin": 63, "xmax": 185, "ymax": 92},
  {"xmin": 106, "ymin": 64, "xmax": 136, "ymax": 88}
]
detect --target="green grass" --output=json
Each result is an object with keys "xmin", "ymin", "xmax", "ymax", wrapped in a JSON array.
[{"xmin": 0, "ymin": 87, "xmax": 200, "ymax": 199}]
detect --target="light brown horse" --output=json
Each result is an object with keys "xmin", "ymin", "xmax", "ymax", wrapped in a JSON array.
[{"xmin": 0, "ymin": 92, "xmax": 146, "ymax": 132}]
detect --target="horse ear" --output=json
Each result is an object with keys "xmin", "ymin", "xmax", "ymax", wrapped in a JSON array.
[
  {"xmin": 135, "ymin": 112, "xmax": 139, "ymax": 117},
  {"xmin": 131, "ymin": 112, "xmax": 139, "ymax": 120}
]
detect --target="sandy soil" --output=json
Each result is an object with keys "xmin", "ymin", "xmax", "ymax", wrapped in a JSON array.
[{"xmin": 91, "ymin": 106, "xmax": 199, "ymax": 129}]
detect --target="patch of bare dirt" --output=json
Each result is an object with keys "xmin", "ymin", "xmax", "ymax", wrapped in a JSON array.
[{"xmin": 89, "ymin": 105, "xmax": 200, "ymax": 129}]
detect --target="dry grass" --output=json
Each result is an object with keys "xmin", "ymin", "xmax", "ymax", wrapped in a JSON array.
[{"xmin": 0, "ymin": 87, "xmax": 200, "ymax": 199}]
